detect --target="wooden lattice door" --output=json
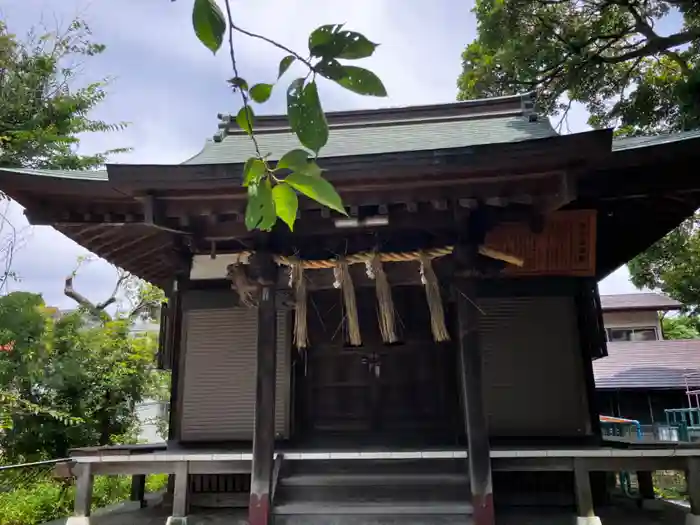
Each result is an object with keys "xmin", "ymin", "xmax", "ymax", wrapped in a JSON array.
[{"xmin": 297, "ymin": 286, "xmax": 460, "ymax": 446}]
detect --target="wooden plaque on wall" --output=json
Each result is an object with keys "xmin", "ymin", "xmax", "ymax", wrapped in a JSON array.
[{"xmin": 485, "ymin": 210, "xmax": 596, "ymax": 277}]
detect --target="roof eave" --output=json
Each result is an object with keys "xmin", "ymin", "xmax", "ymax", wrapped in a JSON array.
[
  {"xmin": 0, "ymin": 167, "xmax": 121, "ymax": 200},
  {"xmin": 602, "ymin": 305, "xmax": 683, "ymax": 313}
]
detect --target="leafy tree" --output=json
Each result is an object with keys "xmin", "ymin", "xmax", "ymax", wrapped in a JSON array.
[
  {"xmin": 0, "ymin": 18, "xmax": 128, "ymax": 169},
  {"xmin": 457, "ymin": 0, "xmax": 700, "ymax": 134},
  {"xmin": 0, "ymin": 265, "xmax": 167, "ymax": 462},
  {"xmin": 662, "ymin": 314, "xmax": 700, "ymax": 339},
  {"xmin": 0, "ymin": 17, "xmax": 126, "ymax": 291},
  {"xmin": 628, "ymin": 212, "xmax": 700, "ymax": 313}
]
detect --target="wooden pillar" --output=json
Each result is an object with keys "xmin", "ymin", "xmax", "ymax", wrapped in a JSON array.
[
  {"xmin": 167, "ymin": 273, "xmax": 187, "ymax": 444},
  {"xmin": 130, "ymin": 474, "xmax": 146, "ymax": 508},
  {"xmin": 575, "ymin": 279, "xmax": 604, "ymax": 440},
  {"xmin": 637, "ymin": 470, "xmax": 655, "ymax": 502},
  {"xmin": 171, "ymin": 461, "xmax": 189, "ymax": 521},
  {"xmin": 164, "ymin": 269, "xmax": 188, "ymax": 512},
  {"xmin": 249, "ymin": 251, "xmax": 278, "ymax": 525},
  {"xmin": 73, "ymin": 463, "xmax": 94, "ymax": 518},
  {"xmin": 687, "ymin": 457, "xmax": 700, "ymax": 521},
  {"xmin": 574, "ymin": 460, "xmax": 599, "ymax": 523},
  {"xmin": 456, "ymin": 278, "xmax": 494, "ymax": 525}
]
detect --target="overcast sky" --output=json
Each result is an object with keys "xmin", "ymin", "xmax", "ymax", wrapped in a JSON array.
[{"xmin": 1, "ymin": 0, "xmax": 684, "ymax": 306}]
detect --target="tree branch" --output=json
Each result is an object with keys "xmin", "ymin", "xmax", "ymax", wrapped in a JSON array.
[
  {"xmin": 96, "ymin": 270, "xmax": 128, "ymax": 311},
  {"xmin": 64, "ymin": 261, "xmax": 126, "ymax": 321},
  {"xmin": 128, "ymin": 299, "xmax": 151, "ymax": 320},
  {"xmin": 64, "ymin": 275, "xmax": 111, "ymax": 320},
  {"xmin": 608, "ymin": 3, "xmax": 696, "ymax": 75},
  {"xmin": 663, "ymin": 50, "xmax": 692, "ymax": 77},
  {"xmin": 595, "ymin": 28, "xmax": 700, "ymax": 66},
  {"xmin": 555, "ymin": 99, "xmax": 574, "ymax": 133},
  {"xmin": 223, "ymin": 0, "xmax": 262, "ymax": 161},
  {"xmin": 228, "ymin": 22, "xmax": 315, "ymax": 71}
]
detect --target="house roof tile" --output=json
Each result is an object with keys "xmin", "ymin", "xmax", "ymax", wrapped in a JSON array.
[
  {"xmin": 594, "ymin": 340, "xmax": 700, "ymax": 390},
  {"xmin": 600, "ymin": 292, "xmax": 681, "ymax": 312}
]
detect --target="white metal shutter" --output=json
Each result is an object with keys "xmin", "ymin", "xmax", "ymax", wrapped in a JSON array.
[
  {"xmin": 479, "ymin": 296, "xmax": 589, "ymax": 437},
  {"xmin": 180, "ymin": 307, "xmax": 290, "ymax": 441}
]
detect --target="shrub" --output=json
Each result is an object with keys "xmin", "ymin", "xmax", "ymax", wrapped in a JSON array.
[{"xmin": 0, "ymin": 474, "xmax": 168, "ymax": 525}]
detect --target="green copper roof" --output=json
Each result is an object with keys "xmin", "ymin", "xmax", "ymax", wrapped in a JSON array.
[
  {"xmin": 184, "ymin": 93, "xmax": 548, "ymax": 165},
  {"xmin": 183, "ymin": 115, "xmax": 556, "ymax": 165},
  {"xmin": 611, "ymin": 129, "xmax": 700, "ymax": 151}
]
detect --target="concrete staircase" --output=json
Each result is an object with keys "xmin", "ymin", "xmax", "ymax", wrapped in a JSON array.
[{"xmin": 273, "ymin": 458, "xmax": 473, "ymax": 525}]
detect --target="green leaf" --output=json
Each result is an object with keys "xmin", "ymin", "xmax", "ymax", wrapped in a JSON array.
[
  {"xmin": 287, "ymin": 79, "xmax": 329, "ymax": 154},
  {"xmin": 192, "ymin": 0, "xmax": 226, "ymax": 54},
  {"xmin": 272, "ymin": 183, "xmax": 299, "ymax": 231},
  {"xmin": 308, "ymin": 24, "xmax": 378, "ymax": 59},
  {"xmin": 242, "ymin": 157, "xmax": 266, "ymax": 187},
  {"xmin": 245, "ymin": 184, "xmax": 262, "ymax": 231},
  {"xmin": 249, "ymin": 83, "xmax": 273, "ymax": 103},
  {"xmin": 316, "ymin": 61, "xmax": 387, "ymax": 97},
  {"xmin": 245, "ymin": 179, "xmax": 276, "ymax": 231},
  {"xmin": 258, "ymin": 179, "xmax": 277, "ymax": 231},
  {"xmin": 300, "ymin": 160, "xmax": 323, "ymax": 178},
  {"xmin": 308, "ymin": 24, "xmax": 344, "ymax": 57},
  {"xmin": 276, "ymin": 149, "xmax": 310, "ymax": 171},
  {"xmin": 228, "ymin": 77, "xmax": 249, "ymax": 91},
  {"xmin": 315, "ymin": 59, "xmax": 345, "ymax": 80},
  {"xmin": 236, "ymin": 106, "xmax": 255, "ymax": 135},
  {"xmin": 285, "ymin": 172, "xmax": 346, "ymax": 215},
  {"xmin": 335, "ymin": 32, "xmax": 378, "ymax": 60},
  {"xmin": 335, "ymin": 66, "xmax": 387, "ymax": 97},
  {"xmin": 278, "ymin": 55, "xmax": 296, "ymax": 79}
]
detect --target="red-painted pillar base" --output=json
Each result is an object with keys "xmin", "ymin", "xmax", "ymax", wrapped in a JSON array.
[
  {"xmin": 473, "ymin": 493, "xmax": 495, "ymax": 525},
  {"xmin": 248, "ymin": 492, "xmax": 271, "ymax": 525}
]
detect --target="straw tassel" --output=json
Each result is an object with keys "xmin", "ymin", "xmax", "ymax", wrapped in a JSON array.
[
  {"xmin": 367, "ymin": 254, "xmax": 398, "ymax": 343},
  {"xmin": 289, "ymin": 262, "xmax": 309, "ymax": 350},
  {"xmin": 226, "ymin": 263, "xmax": 257, "ymax": 307},
  {"xmin": 419, "ymin": 253, "xmax": 450, "ymax": 342},
  {"xmin": 333, "ymin": 259, "xmax": 362, "ymax": 346}
]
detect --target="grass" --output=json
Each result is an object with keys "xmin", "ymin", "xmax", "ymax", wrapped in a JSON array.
[
  {"xmin": 653, "ymin": 470, "xmax": 687, "ymax": 500},
  {"xmin": 0, "ymin": 473, "xmax": 168, "ymax": 525}
]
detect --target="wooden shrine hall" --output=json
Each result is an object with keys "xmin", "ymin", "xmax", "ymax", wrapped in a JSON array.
[{"xmin": 3, "ymin": 93, "xmax": 700, "ymax": 525}]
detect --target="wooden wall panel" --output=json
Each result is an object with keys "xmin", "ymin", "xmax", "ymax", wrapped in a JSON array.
[{"xmin": 486, "ymin": 210, "xmax": 596, "ymax": 277}]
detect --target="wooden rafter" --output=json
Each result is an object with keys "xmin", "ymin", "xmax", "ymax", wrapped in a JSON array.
[{"xmin": 100, "ymin": 231, "xmax": 165, "ymax": 261}]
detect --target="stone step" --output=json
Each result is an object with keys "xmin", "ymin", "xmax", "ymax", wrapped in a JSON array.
[
  {"xmin": 275, "ymin": 483, "xmax": 470, "ymax": 507},
  {"xmin": 275, "ymin": 514, "xmax": 474, "ymax": 525},
  {"xmin": 275, "ymin": 501, "xmax": 473, "ymax": 516},
  {"xmin": 283, "ymin": 458, "xmax": 467, "ymax": 477},
  {"xmin": 280, "ymin": 472, "xmax": 469, "ymax": 486},
  {"xmin": 274, "ymin": 457, "xmax": 472, "ymax": 521}
]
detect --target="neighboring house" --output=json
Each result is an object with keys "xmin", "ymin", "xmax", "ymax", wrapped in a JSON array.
[
  {"xmin": 135, "ymin": 399, "xmax": 167, "ymax": 444},
  {"xmin": 130, "ymin": 320, "xmax": 167, "ymax": 444},
  {"xmin": 594, "ymin": 292, "xmax": 700, "ymax": 424}
]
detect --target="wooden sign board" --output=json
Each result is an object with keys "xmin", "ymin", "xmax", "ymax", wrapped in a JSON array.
[{"xmin": 485, "ymin": 210, "xmax": 596, "ymax": 277}]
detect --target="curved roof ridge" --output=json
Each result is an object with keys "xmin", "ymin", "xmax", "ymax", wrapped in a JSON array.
[{"xmin": 214, "ymin": 92, "xmax": 537, "ymax": 139}]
